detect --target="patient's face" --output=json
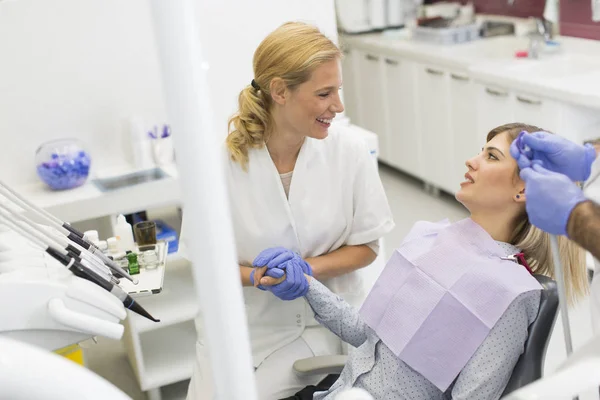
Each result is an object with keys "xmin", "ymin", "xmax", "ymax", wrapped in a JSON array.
[{"xmin": 456, "ymin": 132, "xmax": 524, "ymax": 212}]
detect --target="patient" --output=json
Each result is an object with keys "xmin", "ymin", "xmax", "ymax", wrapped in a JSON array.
[{"xmin": 256, "ymin": 123, "xmax": 589, "ymax": 400}]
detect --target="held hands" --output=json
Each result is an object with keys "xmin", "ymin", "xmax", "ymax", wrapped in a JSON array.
[
  {"xmin": 510, "ymin": 131, "xmax": 596, "ymax": 182},
  {"xmin": 249, "ymin": 247, "xmax": 312, "ymax": 301}
]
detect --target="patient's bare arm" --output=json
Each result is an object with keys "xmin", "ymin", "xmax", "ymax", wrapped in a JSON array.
[{"xmin": 568, "ymin": 201, "xmax": 600, "ymax": 261}]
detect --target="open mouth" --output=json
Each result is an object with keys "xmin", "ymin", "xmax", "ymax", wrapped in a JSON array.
[
  {"xmin": 316, "ymin": 117, "xmax": 332, "ymax": 127},
  {"xmin": 461, "ymin": 173, "xmax": 474, "ymax": 186}
]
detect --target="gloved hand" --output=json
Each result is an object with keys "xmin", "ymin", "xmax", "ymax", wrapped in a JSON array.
[
  {"xmin": 510, "ymin": 131, "xmax": 596, "ymax": 182},
  {"xmin": 266, "ymin": 258, "xmax": 310, "ymax": 301},
  {"xmin": 253, "ymin": 247, "xmax": 313, "ymax": 276},
  {"xmin": 520, "ymin": 163, "xmax": 588, "ymax": 236}
]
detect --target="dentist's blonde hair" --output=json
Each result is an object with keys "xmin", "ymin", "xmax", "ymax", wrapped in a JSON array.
[
  {"xmin": 226, "ymin": 22, "xmax": 341, "ymax": 169},
  {"xmin": 488, "ymin": 123, "xmax": 589, "ymax": 304}
]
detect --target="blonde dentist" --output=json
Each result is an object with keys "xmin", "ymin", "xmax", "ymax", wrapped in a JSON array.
[{"xmin": 186, "ymin": 22, "xmax": 394, "ymax": 400}]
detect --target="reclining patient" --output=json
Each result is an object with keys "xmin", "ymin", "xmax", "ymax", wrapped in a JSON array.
[{"xmin": 253, "ymin": 123, "xmax": 589, "ymax": 400}]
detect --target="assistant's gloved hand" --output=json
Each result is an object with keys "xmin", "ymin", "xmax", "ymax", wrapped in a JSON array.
[
  {"xmin": 266, "ymin": 258, "xmax": 310, "ymax": 301},
  {"xmin": 253, "ymin": 247, "xmax": 313, "ymax": 276},
  {"xmin": 520, "ymin": 163, "xmax": 588, "ymax": 236},
  {"xmin": 510, "ymin": 131, "xmax": 596, "ymax": 182}
]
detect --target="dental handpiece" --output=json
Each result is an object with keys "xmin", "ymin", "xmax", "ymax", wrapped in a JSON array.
[
  {"xmin": 0, "ymin": 207, "xmax": 115, "ymax": 285},
  {"xmin": 0, "ymin": 180, "xmax": 137, "ymax": 284},
  {"xmin": 0, "ymin": 214, "xmax": 159, "ymax": 322},
  {"xmin": 0, "ymin": 202, "xmax": 116, "ymax": 284}
]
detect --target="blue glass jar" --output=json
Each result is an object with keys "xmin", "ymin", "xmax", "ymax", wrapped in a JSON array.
[{"xmin": 35, "ymin": 139, "xmax": 91, "ymax": 190}]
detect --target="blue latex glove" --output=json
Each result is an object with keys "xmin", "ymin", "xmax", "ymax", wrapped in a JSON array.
[
  {"xmin": 250, "ymin": 267, "xmax": 284, "ymax": 291},
  {"xmin": 510, "ymin": 131, "xmax": 596, "ymax": 182},
  {"xmin": 266, "ymin": 259, "xmax": 310, "ymax": 301},
  {"xmin": 520, "ymin": 163, "xmax": 588, "ymax": 236},
  {"xmin": 253, "ymin": 247, "xmax": 313, "ymax": 276}
]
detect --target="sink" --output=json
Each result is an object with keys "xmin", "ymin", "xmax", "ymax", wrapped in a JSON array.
[{"xmin": 504, "ymin": 54, "xmax": 600, "ymax": 79}]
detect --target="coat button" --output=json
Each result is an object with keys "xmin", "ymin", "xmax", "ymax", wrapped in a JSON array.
[
  {"xmin": 296, "ymin": 314, "xmax": 301, "ymax": 318},
  {"xmin": 297, "ymin": 320, "xmax": 301, "ymax": 323}
]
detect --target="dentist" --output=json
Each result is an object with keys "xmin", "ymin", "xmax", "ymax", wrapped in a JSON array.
[{"xmin": 186, "ymin": 22, "xmax": 394, "ymax": 400}]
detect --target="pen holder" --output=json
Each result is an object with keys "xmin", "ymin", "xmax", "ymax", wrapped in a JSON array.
[{"xmin": 151, "ymin": 136, "xmax": 174, "ymax": 166}]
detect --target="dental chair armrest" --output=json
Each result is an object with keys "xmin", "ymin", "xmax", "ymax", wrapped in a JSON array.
[{"xmin": 293, "ymin": 355, "xmax": 348, "ymax": 377}]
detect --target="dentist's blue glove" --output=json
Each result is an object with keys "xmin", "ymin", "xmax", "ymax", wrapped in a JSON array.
[
  {"xmin": 520, "ymin": 163, "xmax": 588, "ymax": 236},
  {"xmin": 253, "ymin": 247, "xmax": 313, "ymax": 276},
  {"xmin": 510, "ymin": 131, "xmax": 596, "ymax": 181},
  {"xmin": 250, "ymin": 267, "xmax": 285, "ymax": 291},
  {"xmin": 267, "ymin": 258, "xmax": 310, "ymax": 301}
]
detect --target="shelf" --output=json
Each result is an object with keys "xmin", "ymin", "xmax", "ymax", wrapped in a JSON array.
[
  {"xmin": 129, "ymin": 256, "xmax": 199, "ymax": 333},
  {"xmin": 160, "ymin": 379, "xmax": 191, "ymax": 400},
  {"xmin": 139, "ymin": 320, "xmax": 197, "ymax": 390}
]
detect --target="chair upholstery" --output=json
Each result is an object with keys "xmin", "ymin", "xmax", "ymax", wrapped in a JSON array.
[{"xmin": 500, "ymin": 274, "xmax": 559, "ymax": 397}]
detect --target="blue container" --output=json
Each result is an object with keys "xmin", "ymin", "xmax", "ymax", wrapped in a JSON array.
[
  {"xmin": 35, "ymin": 139, "xmax": 91, "ymax": 190},
  {"xmin": 154, "ymin": 219, "xmax": 179, "ymax": 254}
]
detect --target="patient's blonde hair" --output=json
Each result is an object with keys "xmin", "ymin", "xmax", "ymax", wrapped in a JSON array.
[
  {"xmin": 226, "ymin": 22, "xmax": 341, "ymax": 170},
  {"xmin": 488, "ymin": 123, "xmax": 589, "ymax": 304}
]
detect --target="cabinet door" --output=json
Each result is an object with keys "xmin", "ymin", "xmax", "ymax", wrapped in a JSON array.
[
  {"xmin": 340, "ymin": 47, "xmax": 361, "ymax": 126},
  {"xmin": 449, "ymin": 72, "xmax": 476, "ymax": 195},
  {"xmin": 356, "ymin": 51, "xmax": 389, "ymax": 162},
  {"xmin": 417, "ymin": 64, "xmax": 452, "ymax": 190},
  {"xmin": 513, "ymin": 92, "xmax": 561, "ymax": 133},
  {"xmin": 383, "ymin": 55, "xmax": 419, "ymax": 176},
  {"xmin": 475, "ymin": 83, "xmax": 514, "ymax": 144}
]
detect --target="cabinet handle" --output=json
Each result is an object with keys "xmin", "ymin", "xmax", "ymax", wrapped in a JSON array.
[
  {"xmin": 516, "ymin": 95, "xmax": 542, "ymax": 105},
  {"xmin": 385, "ymin": 58, "xmax": 399, "ymax": 66},
  {"xmin": 426, "ymin": 68, "xmax": 444, "ymax": 76},
  {"xmin": 485, "ymin": 87, "xmax": 509, "ymax": 97},
  {"xmin": 365, "ymin": 54, "xmax": 379, "ymax": 61},
  {"xmin": 451, "ymin": 74, "xmax": 469, "ymax": 81}
]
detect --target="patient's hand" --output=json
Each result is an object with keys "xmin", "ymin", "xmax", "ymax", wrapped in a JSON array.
[{"xmin": 259, "ymin": 272, "xmax": 312, "ymax": 287}]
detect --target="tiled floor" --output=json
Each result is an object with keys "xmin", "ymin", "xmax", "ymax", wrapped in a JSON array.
[{"xmin": 84, "ymin": 164, "xmax": 597, "ymax": 400}]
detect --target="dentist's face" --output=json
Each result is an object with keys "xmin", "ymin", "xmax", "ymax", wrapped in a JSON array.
[
  {"xmin": 276, "ymin": 59, "xmax": 345, "ymax": 140},
  {"xmin": 456, "ymin": 132, "xmax": 526, "ymax": 212}
]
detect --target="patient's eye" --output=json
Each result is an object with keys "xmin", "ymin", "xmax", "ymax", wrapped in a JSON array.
[{"xmin": 488, "ymin": 152, "xmax": 498, "ymax": 161}]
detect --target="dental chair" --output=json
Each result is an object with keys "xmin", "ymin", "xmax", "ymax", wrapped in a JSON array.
[{"xmin": 289, "ymin": 274, "xmax": 559, "ymax": 400}]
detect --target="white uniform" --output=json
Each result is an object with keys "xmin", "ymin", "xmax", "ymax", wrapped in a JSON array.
[{"xmin": 187, "ymin": 128, "xmax": 394, "ymax": 399}]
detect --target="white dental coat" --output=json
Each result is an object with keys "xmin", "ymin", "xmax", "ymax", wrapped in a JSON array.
[{"xmin": 189, "ymin": 127, "xmax": 394, "ymax": 397}]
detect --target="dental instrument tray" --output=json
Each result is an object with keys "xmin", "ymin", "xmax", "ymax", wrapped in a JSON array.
[
  {"xmin": 117, "ymin": 241, "xmax": 168, "ymax": 297},
  {"xmin": 413, "ymin": 22, "xmax": 479, "ymax": 45},
  {"xmin": 91, "ymin": 167, "xmax": 169, "ymax": 192}
]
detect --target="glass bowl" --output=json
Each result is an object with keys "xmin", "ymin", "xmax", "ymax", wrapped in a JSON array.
[{"xmin": 35, "ymin": 139, "xmax": 91, "ymax": 190}]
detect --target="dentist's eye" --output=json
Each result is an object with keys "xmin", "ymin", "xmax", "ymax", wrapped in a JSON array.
[{"xmin": 319, "ymin": 93, "xmax": 330, "ymax": 98}]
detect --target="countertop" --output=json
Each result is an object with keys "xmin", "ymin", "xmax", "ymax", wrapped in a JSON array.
[{"xmin": 341, "ymin": 31, "xmax": 600, "ymax": 109}]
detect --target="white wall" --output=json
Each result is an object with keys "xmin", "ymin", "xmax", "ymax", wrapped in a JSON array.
[
  {"xmin": 193, "ymin": 0, "xmax": 339, "ymax": 140},
  {"xmin": 0, "ymin": 0, "xmax": 338, "ymax": 187},
  {"xmin": 0, "ymin": 0, "xmax": 167, "ymax": 186}
]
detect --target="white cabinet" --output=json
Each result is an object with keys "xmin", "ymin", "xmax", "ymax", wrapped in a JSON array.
[
  {"xmin": 383, "ymin": 54, "xmax": 420, "ymax": 176},
  {"xmin": 341, "ymin": 47, "xmax": 361, "ymax": 126},
  {"xmin": 341, "ymin": 39, "xmax": 600, "ymax": 194},
  {"xmin": 513, "ymin": 92, "xmax": 561, "ymax": 132},
  {"xmin": 449, "ymin": 72, "xmax": 477, "ymax": 193},
  {"xmin": 356, "ymin": 50, "xmax": 390, "ymax": 162},
  {"xmin": 475, "ymin": 82, "xmax": 514, "ymax": 143},
  {"xmin": 123, "ymin": 254, "xmax": 199, "ymax": 399},
  {"xmin": 417, "ymin": 63, "xmax": 453, "ymax": 192}
]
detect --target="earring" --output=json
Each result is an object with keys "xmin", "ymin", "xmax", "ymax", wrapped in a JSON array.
[{"xmin": 516, "ymin": 195, "xmax": 521, "ymax": 199}]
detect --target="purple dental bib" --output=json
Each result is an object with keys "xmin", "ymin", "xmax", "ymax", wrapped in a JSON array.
[{"xmin": 359, "ymin": 218, "xmax": 541, "ymax": 391}]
